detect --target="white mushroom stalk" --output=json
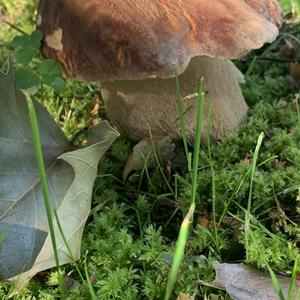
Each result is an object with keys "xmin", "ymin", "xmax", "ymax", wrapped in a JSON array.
[{"xmin": 101, "ymin": 56, "xmax": 248, "ymax": 144}]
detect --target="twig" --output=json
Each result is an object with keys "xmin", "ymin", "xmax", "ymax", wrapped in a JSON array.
[{"xmin": 3, "ymin": 20, "xmax": 29, "ymax": 36}]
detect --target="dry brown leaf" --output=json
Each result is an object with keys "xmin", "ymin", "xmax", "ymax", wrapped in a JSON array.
[
  {"xmin": 241, "ymin": 157, "xmax": 252, "ymax": 165},
  {"xmin": 122, "ymin": 135, "xmax": 176, "ymax": 181},
  {"xmin": 213, "ymin": 263, "xmax": 300, "ymax": 300},
  {"xmin": 270, "ymin": 160, "xmax": 286, "ymax": 170},
  {"xmin": 279, "ymin": 39, "xmax": 296, "ymax": 58},
  {"xmin": 289, "ymin": 63, "xmax": 300, "ymax": 87}
]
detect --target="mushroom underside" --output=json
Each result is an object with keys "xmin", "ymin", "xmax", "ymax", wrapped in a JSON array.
[{"xmin": 101, "ymin": 56, "xmax": 249, "ymax": 144}]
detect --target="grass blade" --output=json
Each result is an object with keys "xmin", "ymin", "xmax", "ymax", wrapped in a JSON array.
[
  {"xmin": 164, "ymin": 203, "xmax": 195, "ymax": 300},
  {"xmin": 288, "ymin": 255, "xmax": 299, "ymax": 300},
  {"xmin": 25, "ymin": 93, "xmax": 66, "ymax": 298},
  {"xmin": 245, "ymin": 132, "xmax": 264, "ymax": 258},
  {"xmin": 267, "ymin": 266, "xmax": 285, "ymax": 300},
  {"xmin": 191, "ymin": 78, "xmax": 205, "ymax": 205},
  {"xmin": 164, "ymin": 78, "xmax": 205, "ymax": 300},
  {"xmin": 54, "ymin": 210, "xmax": 86, "ymax": 284},
  {"xmin": 175, "ymin": 71, "xmax": 191, "ymax": 172},
  {"xmin": 84, "ymin": 256, "xmax": 98, "ymax": 300}
]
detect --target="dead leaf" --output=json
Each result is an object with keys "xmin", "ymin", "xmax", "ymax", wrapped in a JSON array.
[
  {"xmin": 90, "ymin": 98, "xmax": 101, "ymax": 126},
  {"xmin": 90, "ymin": 98, "xmax": 100, "ymax": 116},
  {"xmin": 270, "ymin": 160, "xmax": 286, "ymax": 170},
  {"xmin": 241, "ymin": 157, "xmax": 252, "ymax": 165},
  {"xmin": 198, "ymin": 216, "xmax": 214, "ymax": 229},
  {"xmin": 289, "ymin": 63, "xmax": 300, "ymax": 87},
  {"xmin": 0, "ymin": 65, "xmax": 119, "ymax": 290},
  {"xmin": 279, "ymin": 39, "xmax": 296, "ymax": 58},
  {"xmin": 123, "ymin": 135, "xmax": 176, "ymax": 181},
  {"xmin": 213, "ymin": 263, "xmax": 300, "ymax": 300}
]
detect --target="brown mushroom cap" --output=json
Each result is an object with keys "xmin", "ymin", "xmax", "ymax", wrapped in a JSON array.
[{"xmin": 37, "ymin": 0, "xmax": 282, "ymax": 81}]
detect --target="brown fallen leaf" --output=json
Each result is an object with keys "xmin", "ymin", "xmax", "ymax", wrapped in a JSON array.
[
  {"xmin": 279, "ymin": 39, "xmax": 296, "ymax": 58},
  {"xmin": 64, "ymin": 276, "xmax": 81, "ymax": 293},
  {"xmin": 241, "ymin": 157, "xmax": 252, "ymax": 165},
  {"xmin": 123, "ymin": 135, "xmax": 176, "ymax": 181},
  {"xmin": 90, "ymin": 98, "xmax": 101, "ymax": 116},
  {"xmin": 213, "ymin": 263, "xmax": 300, "ymax": 300},
  {"xmin": 198, "ymin": 216, "xmax": 214, "ymax": 229},
  {"xmin": 270, "ymin": 160, "xmax": 286, "ymax": 170},
  {"xmin": 289, "ymin": 63, "xmax": 300, "ymax": 87},
  {"xmin": 89, "ymin": 98, "xmax": 102, "ymax": 126}
]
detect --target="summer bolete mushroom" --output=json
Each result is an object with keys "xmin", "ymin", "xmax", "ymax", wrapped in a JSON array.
[{"xmin": 37, "ymin": 0, "xmax": 282, "ymax": 144}]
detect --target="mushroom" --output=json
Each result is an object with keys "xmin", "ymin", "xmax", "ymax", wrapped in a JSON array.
[{"xmin": 37, "ymin": 0, "xmax": 282, "ymax": 144}]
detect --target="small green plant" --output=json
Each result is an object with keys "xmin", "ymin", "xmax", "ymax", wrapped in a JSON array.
[
  {"xmin": 164, "ymin": 78, "xmax": 205, "ymax": 300},
  {"xmin": 8, "ymin": 29, "xmax": 66, "ymax": 92},
  {"xmin": 268, "ymin": 255, "xmax": 300, "ymax": 300}
]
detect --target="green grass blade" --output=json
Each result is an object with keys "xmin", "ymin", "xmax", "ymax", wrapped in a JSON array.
[
  {"xmin": 84, "ymin": 256, "xmax": 98, "ymax": 300},
  {"xmin": 288, "ymin": 255, "xmax": 299, "ymax": 300},
  {"xmin": 164, "ymin": 203, "xmax": 195, "ymax": 300},
  {"xmin": 245, "ymin": 132, "xmax": 264, "ymax": 257},
  {"xmin": 175, "ymin": 71, "xmax": 191, "ymax": 172},
  {"xmin": 0, "ymin": 227, "xmax": 9, "ymax": 246},
  {"xmin": 148, "ymin": 129, "xmax": 175, "ymax": 197},
  {"xmin": 267, "ymin": 266, "xmax": 285, "ymax": 300},
  {"xmin": 206, "ymin": 102, "xmax": 220, "ymax": 251},
  {"xmin": 164, "ymin": 78, "xmax": 205, "ymax": 300},
  {"xmin": 25, "ymin": 93, "xmax": 66, "ymax": 298},
  {"xmin": 217, "ymin": 155, "xmax": 277, "ymax": 229},
  {"xmin": 54, "ymin": 210, "xmax": 86, "ymax": 284},
  {"xmin": 244, "ymin": 55, "xmax": 257, "ymax": 78},
  {"xmin": 191, "ymin": 78, "xmax": 205, "ymax": 205}
]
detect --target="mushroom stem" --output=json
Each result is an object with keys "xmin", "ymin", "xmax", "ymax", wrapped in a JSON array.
[{"xmin": 101, "ymin": 56, "xmax": 248, "ymax": 144}]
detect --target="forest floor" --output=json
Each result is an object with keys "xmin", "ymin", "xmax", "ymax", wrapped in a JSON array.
[{"xmin": 0, "ymin": 1, "xmax": 300, "ymax": 299}]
